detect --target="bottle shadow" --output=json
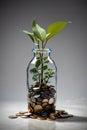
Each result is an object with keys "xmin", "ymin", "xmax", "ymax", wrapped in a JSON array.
[{"xmin": 56, "ymin": 115, "xmax": 87, "ymax": 123}]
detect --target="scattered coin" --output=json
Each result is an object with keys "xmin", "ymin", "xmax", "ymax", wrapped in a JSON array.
[
  {"xmin": 9, "ymin": 109, "xmax": 73, "ymax": 121},
  {"xmin": 16, "ymin": 113, "xmax": 23, "ymax": 117},
  {"xmin": 8, "ymin": 115, "xmax": 18, "ymax": 119},
  {"xmin": 61, "ymin": 114, "xmax": 70, "ymax": 118},
  {"xmin": 24, "ymin": 112, "xmax": 32, "ymax": 116},
  {"xmin": 21, "ymin": 115, "xmax": 29, "ymax": 118},
  {"xmin": 19, "ymin": 111, "xmax": 28, "ymax": 114}
]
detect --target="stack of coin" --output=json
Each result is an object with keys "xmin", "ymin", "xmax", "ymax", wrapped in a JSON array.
[{"xmin": 28, "ymin": 84, "xmax": 56, "ymax": 116}]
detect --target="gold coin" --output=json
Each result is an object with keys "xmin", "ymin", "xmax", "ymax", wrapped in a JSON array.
[
  {"xmin": 49, "ymin": 113, "xmax": 56, "ymax": 120},
  {"xmin": 42, "ymin": 99, "xmax": 49, "ymax": 103},
  {"xmin": 34, "ymin": 105, "xmax": 43, "ymax": 113},
  {"xmin": 48, "ymin": 98, "xmax": 54, "ymax": 104},
  {"xmin": 42, "ymin": 102, "xmax": 48, "ymax": 108}
]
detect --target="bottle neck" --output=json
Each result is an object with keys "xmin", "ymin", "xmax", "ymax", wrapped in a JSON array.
[{"xmin": 32, "ymin": 48, "xmax": 52, "ymax": 57}]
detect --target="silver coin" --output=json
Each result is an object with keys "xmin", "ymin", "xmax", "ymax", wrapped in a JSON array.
[{"xmin": 34, "ymin": 94, "xmax": 40, "ymax": 98}]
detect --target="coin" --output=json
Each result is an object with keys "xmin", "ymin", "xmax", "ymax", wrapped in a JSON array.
[
  {"xmin": 31, "ymin": 102, "xmax": 36, "ymax": 108},
  {"xmin": 33, "ymin": 87, "xmax": 40, "ymax": 90},
  {"xmin": 48, "ymin": 98, "xmax": 54, "ymax": 104},
  {"xmin": 42, "ymin": 102, "xmax": 48, "ymax": 108},
  {"xmin": 34, "ymin": 94, "xmax": 40, "ymax": 98},
  {"xmin": 45, "ymin": 104, "xmax": 51, "ymax": 110},
  {"xmin": 16, "ymin": 113, "xmax": 24, "ymax": 117},
  {"xmin": 19, "ymin": 111, "xmax": 28, "ymax": 114},
  {"xmin": 42, "ymin": 99, "xmax": 49, "ymax": 103},
  {"xmin": 61, "ymin": 114, "xmax": 70, "ymax": 118},
  {"xmin": 8, "ymin": 115, "xmax": 18, "ymax": 119},
  {"xmin": 21, "ymin": 115, "xmax": 29, "ymax": 118},
  {"xmin": 49, "ymin": 113, "xmax": 56, "ymax": 120},
  {"xmin": 24, "ymin": 112, "xmax": 32, "ymax": 116},
  {"xmin": 34, "ymin": 105, "xmax": 43, "ymax": 113}
]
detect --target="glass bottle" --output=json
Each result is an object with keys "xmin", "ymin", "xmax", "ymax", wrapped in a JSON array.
[{"xmin": 27, "ymin": 48, "xmax": 57, "ymax": 116}]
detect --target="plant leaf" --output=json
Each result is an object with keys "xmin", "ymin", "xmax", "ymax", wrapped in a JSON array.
[
  {"xmin": 44, "ymin": 60, "xmax": 49, "ymax": 64},
  {"xmin": 43, "ymin": 65, "xmax": 48, "ymax": 70},
  {"xmin": 35, "ymin": 59, "xmax": 41, "ymax": 68},
  {"xmin": 32, "ymin": 74, "xmax": 39, "ymax": 81},
  {"xmin": 43, "ymin": 56, "xmax": 48, "ymax": 61},
  {"xmin": 22, "ymin": 30, "xmax": 35, "ymax": 43},
  {"xmin": 30, "ymin": 68, "xmax": 38, "ymax": 73},
  {"xmin": 46, "ymin": 21, "xmax": 68, "ymax": 41},
  {"xmin": 32, "ymin": 20, "xmax": 46, "ymax": 42}
]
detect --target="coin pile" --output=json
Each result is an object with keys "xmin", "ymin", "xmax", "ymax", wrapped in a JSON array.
[
  {"xmin": 8, "ymin": 110, "xmax": 73, "ymax": 120},
  {"xmin": 8, "ymin": 84, "xmax": 73, "ymax": 120},
  {"xmin": 28, "ymin": 84, "xmax": 56, "ymax": 116}
]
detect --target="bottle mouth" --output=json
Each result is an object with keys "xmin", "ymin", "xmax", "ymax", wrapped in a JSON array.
[{"xmin": 32, "ymin": 48, "xmax": 52, "ymax": 53}]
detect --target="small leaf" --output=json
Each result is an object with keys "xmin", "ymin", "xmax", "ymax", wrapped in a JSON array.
[
  {"xmin": 35, "ymin": 60, "xmax": 41, "ymax": 68},
  {"xmin": 32, "ymin": 74, "xmax": 39, "ymax": 81},
  {"xmin": 32, "ymin": 20, "xmax": 46, "ymax": 42},
  {"xmin": 44, "ymin": 72, "xmax": 49, "ymax": 75},
  {"xmin": 44, "ymin": 60, "xmax": 49, "ymax": 64},
  {"xmin": 46, "ymin": 21, "xmax": 68, "ymax": 41},
  {"xmin": 43, "ymin": 57, "xmax": 48, "ymax": 61},
  {"xmin": 43, "ymin": 65, "xmax": 48, "ymax": 70},
  {"xmin": 22, "ymin": 30, "xmax": 35, "ymax": 42},
  {"xmin": 30, "ymin": 68, "xmax": 38, "ymax": 73}
]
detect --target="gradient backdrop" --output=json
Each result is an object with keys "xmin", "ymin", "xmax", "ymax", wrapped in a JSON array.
[{"xmin": 0, "ymin": 0, "xmax": 87, "ymax": 103}]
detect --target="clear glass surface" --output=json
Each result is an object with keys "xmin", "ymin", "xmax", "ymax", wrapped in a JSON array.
[{"xmin": 26, "ymin": 48, "xmax": 57, "ymax": 116}]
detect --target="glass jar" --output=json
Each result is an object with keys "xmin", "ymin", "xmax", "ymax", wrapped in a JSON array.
[{"xmin": 27, "ymin": 48, "xmax": 57, "ymax": 116}]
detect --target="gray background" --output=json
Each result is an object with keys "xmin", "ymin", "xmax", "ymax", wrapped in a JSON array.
[{"xmin": 0, "ymin": 0, "xmax": 87, "ymax": 102}]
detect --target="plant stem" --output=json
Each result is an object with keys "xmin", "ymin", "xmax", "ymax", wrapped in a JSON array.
[
  {"xmin": 41, "ymin": 42, "xmax": 44, "ymax": 85},
  {"xmin": 43, "ymin": 40, "xmax": 47, "ymax": 48},
  {"xmin": 36, "ymin": 41, "xmax": 41, "ymax": 84}
]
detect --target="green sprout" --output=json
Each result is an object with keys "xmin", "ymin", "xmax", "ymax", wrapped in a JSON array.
[{"xmin": 23, "ymin": 20, "xmax": 69, "ymax": 85}]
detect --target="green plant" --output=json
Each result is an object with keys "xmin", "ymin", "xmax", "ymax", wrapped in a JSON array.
[{"xmin": 23, "ymin": 20, "xmax": 69, "ymax": 85}]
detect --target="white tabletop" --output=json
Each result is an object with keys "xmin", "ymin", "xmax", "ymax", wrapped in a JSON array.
[{"xmin": 0, "ymin": 100, "xmax": 87, "ymax": 130}]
